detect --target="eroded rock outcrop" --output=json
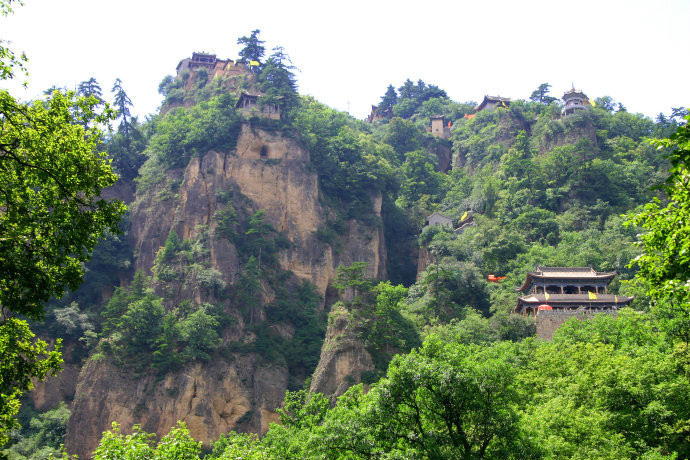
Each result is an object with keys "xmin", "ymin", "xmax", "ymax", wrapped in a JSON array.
[
  {"xmin": 309, "ymin": 304, "xmax": 374, "ymax": 399},
  {"xmin": 64, "ymin": 123, "xmax": 386, "ymax": 457},
  {"xmin": 66, "ymin": 357, "xmax": 286, "ymax": 458}
]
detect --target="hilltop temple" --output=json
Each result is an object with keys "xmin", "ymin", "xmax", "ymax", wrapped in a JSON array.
[
  {"xmin": 475, "ymin": 95, "xmax": 511, "ymax": 112},
  {"xmin": 562, "ymin": 87, "xmax": 591, "ymax": 117},
  {"xmin": 176, "ymin": 52, "xmax": 248, "ymax": 79},
  {"xmin": 516, "ymin": 266, "xmax": 634, "ymax": 339}
]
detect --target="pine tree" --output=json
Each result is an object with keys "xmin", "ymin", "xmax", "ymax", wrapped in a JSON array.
[
  {"xmin": 237, "ymin": 29, "xmax": 265, "ymax": 64},
  {"xmin": 111, "ymin": 78, "xmax": 133, "ymax": 136},
  {"xmin": 77, "ymin": 77, "xmax": 104, "ymax": 105},
  {"xmin": 378, "ymin": 84, "xmax": 397, "ymax": 114},
  {"xmin": 530, "ymin": 83, "xmax": 557, "ymax": 104},
  {"xmin": 258, "ymin": 46, "xmax": 298, "ymax": 120}
]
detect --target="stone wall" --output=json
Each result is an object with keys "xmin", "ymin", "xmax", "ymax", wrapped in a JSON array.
[{"xmin": 535, "ymin": 308, "xmax": 617, "ymax": 340}]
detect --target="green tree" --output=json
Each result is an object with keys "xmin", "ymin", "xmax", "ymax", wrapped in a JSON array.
[
  {"xmin": 529, "ymin": 82, "xmax": 557, "ymax": 105},
  {"xmin": 628, "ymin": 113, "xmax": 690, "ymax": 346},
  {"xmin": 77, "ymin": 77, "xmax": 104, "ymax": 105},
  {"xmin": 93, "ymin": 421, "xmax": 202, "ymax": 459},
  {"xmin": 366, "ymin": 338, "xmax": 529, "ymax": 459},
  {"xmin": 210, "ymin": 432, "xmax": 268, "ymax": 459},
  {"xmin": 382, "ymin": 117, "xmax": 423, "ymax": 161},
  {"xmin": 179, "ymin": 309, "xmax": 221, "ymax": 361},
  {"xmin": 412, "ymin": 260, "xmax": 491, "ymax": 322},
  {"xmin": 237, "ymin": 29, "xmax": 265, "ymax": 64},
  {"xmin": 234, "ymin": 256, "xmax": 262, "ymax": 325},
  {"xmin": 111, "ymin": 77, "xmax": 133, "ymax": 136},
  {"xmin": 398, "ymin": 149, "xmax": 445, "ymax": 207},
  {"xmin": 93, "ymin": 423, "xmax": 154, "ymax": 459},
  {"xmin": 0, "ymin": 1, "xmax": 26, "ymax": 83},
  {"xmin": 333, "ymin": 262, "xmax": 373, "ymax": 300},
  {"xmin": 368, "ymin": 282, "xmax": 419, "ymax": 355},
  {"xmin": 0, "ymin": 3, "xmax": 125, "ymax": 441},
  {"xmin": 258, "ymin": 46, "xmax": 299, "ymax": 120},
  {"xmin": 153, "ymin": 421, "xmax": 202, "ymax": 459},
  {"xmin": 0, "ymin": 90, "xmax": 124, "ymax": 319},
  {"xmin": 378, "ymin": 84, "xmax": 397, "ymax": 114},
  {"xmin": 0, "ymin": 319, "xmax": 62, "ymax": 445},
  {"xmin": 245, "ymin": 210, "xmax": 274, "ymax": 268},
  {"xmin": 118, "ymin": 297, "xmax": 165, "ymax": 351}
]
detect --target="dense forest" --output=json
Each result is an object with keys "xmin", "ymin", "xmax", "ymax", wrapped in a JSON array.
[{"xmin": 1, "ymin": 12, "xmax": 689, "ymax": 460}]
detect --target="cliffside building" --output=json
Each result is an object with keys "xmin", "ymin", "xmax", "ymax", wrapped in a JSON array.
[
  {"xmin": 366, "ymin": 105, "xmax": 393, "ymax": 123},
  {"xmin": 516, "ymin": 266, "xmax": 634, "ymax": 339},
  {"xmin": 176, "ymin": 52, "xmax": 247, "ymax": 79},
  {"xmin": 236, "ymin": 92, "xmax": 282, "ymax": 120},
  {"xmin": 430, "ymin": 115, "xmax": 451, "ymax": 140},
  {"xmin": 475, "ymin": 95, "xmax": 511, "ymax": 112},
  {"xmin": 425, "ymin": 212, "xmax": 453, "ymax": 228},
  {"xmin": 562, "ymin": 87, "xmax": 590, "ymax": 117}
]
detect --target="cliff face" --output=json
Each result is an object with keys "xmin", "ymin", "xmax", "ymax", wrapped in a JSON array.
[
  {"xmin": 309, "ymin": 304, "xmax": 374, "ymax": 399},
  {"xmin": 30, "ymin": 341, "xmax": 81, "ymax": 412},
  {"xmin": 66, "ymin": 356, "xmax": 286, "ymax": 458},
  {"xmin": 130, "ymin": 123, "xmax": 385, "ymax": 293},
  {"xmin": 64, "ymin": 123, "xmax": 386, "ymax": 457}
]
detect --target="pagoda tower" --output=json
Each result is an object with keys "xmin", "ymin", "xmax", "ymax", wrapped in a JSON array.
[{"xmin": 562, "ymin": 87, "xmax": 590, "ymax": 117}]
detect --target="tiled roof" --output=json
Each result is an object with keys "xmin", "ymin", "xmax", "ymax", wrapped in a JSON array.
[{"xmin": 517, "ymin": 266, "xmax": 617, "ymax": 292}]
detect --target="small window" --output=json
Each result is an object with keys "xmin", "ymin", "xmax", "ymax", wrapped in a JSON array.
[{"xmin": 260, "ymin": 146, "xmax": 268, "ymax": 157}]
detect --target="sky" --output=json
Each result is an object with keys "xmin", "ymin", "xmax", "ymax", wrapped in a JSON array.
[{"xmin": 2, "ymin": 0, "xmax": 689, "ymax": 121}]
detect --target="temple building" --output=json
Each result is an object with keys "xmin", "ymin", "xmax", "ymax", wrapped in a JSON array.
[
  {"xmin": 562, "ymin": 87, "xmax": 590, "ymax": 117},
  {"xmin": 424, "ymin": 212, "xmax": 453, "ymax": 229},
  {"xmin": 430, "ymin": 115, "xmax": 451, "ymax": 140},
  {"xmin": 236, "ymin": 92, "xmax": 282, "ymax": 120},
  {"xmin": 475, "ymin": 95, "xmax": 511, "ymax": 112},
  {"xmin": 366, "ymin": 105, "xmax": 393, "ymax": 123},
  {"xmin": 515, "ymin": 266, "xmax": 633, "ymax": 316},
  {"xmin": 176, "ymin": 52, "xmax": 247, "ymax": 79}
]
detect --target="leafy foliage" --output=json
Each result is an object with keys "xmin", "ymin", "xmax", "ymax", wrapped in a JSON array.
[
  {"xmin": 0, "ymin": 90, "xmax": 125, "ymax": 319},
  {"xmin": 628, "ymin": 114, "xmax": 690, "ymax": 346},
  {"xmin": 0, "ymin": 5, "xmax": 125, "ymax": 443},
  {"xmin": 293, "ymin": 97, "xmax": 396, "ymax": 220},
  {"xmin": 146, "ymin": 93, "xmax": 242, "ymax": 169},
  {"xmin": 237, "ymin": 29, "xmax": 265, "ymax": 64},
  {"xmin": 93, "ymin": 421, "xmax": 201, "ymax": 460},
  {"xmin": 1, "ymin": 402, "xmax": 70, "ymax": 459},
  {"xmin": 0, "ymin": 319, "xmax": 62, "ymax": 445}
]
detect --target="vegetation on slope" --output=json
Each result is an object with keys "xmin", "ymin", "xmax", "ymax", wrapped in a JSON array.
[{"xmin": 3, "ymin": 11, "xmax": 690, "ymax": 457}]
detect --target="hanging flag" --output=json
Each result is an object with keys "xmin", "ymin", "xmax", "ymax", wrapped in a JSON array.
[
  {"xmin": 615, "ymin": 295, "xmax": 618, "ymax": 304},
  {"xmin": 545, "ymin": 292, "xmax": 550, "ymax": 301},
  {"xmin": 249, "ymin": 60, "xmax": 260, "ymax": 67},
  {"xmin": 461, "ymin": 211, "xmax": 468, "ymax": 221},
  {"xmin": 590, "ymin": 99, "xmax": 596, "ymax": 107},
  {"xmin": 588, "ymin": 291, "xmax": 598, "ymax": 300}
]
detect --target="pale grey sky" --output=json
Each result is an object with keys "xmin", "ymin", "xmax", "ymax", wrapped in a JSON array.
[{"xmin": 2, "ymin": 0, "xmax": 689, "ymax": 120}]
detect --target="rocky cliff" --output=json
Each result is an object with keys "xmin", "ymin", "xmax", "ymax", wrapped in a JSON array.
[
  {"xmin": 309, "ymin": 304, "xmax": 375, "ymax": 399},
  {"xmin": 64, "ymin": 123, "xmax": 387, "ymax": 457}
]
